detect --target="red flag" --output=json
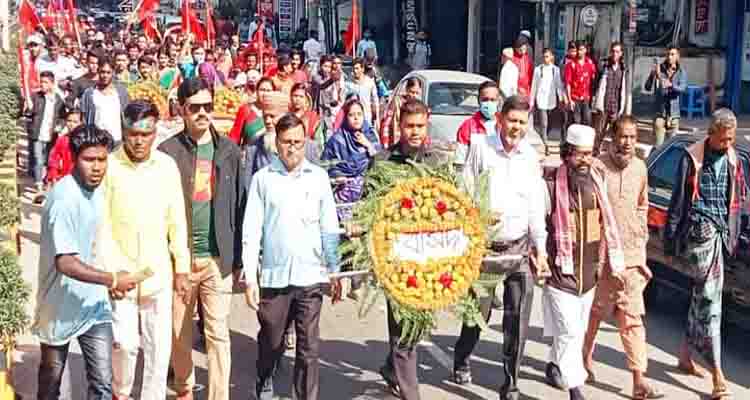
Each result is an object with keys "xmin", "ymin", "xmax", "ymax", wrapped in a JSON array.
[
  {"xmin": 143, "ymin": 15, "xmax": 160, "ymax": 41},
  {"xmin": 18, "ymin": 37, "xmax": 28, "ymax": 102},
  {"xmin": 206, "ymin": 1, "xmax": 215, "ymax": 48},
  {"xmin": 137, "ymin": 0, "xmax": 160, "ymax": 21},
  {"xmin": 63, "ymin": 0, "xmax": 77, "ymax": 35},
  {"xmin": 181, "ymin": 0, "xmax": 206, "ymax": 42},
  {"xmin": 18, "ymin": 0, "xmax": 42, "ymax": 34},
  {"xmin": 342, "ymin": 1, "xmax": 359, "ymax": 56}
]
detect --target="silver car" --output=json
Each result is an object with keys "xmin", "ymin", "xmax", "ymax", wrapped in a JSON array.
[{"xmin": 387, "ymin": 70, "xmax": 544, "ymax": 153}]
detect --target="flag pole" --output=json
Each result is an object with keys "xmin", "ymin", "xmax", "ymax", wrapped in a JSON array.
[{"xmin": 257, "ymin": 0, "xmax": 263, "ymax": 75}]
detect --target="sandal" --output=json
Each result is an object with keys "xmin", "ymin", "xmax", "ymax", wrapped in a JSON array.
[
  {"xmin": 632, "ymin": 385, "xmax": 665, "ymax": 400},
  {"xmin": 585, "ymin": 368, "xmax": 596, "ymax": 384},
  {"xmin": 677, "ymin": 360, "xmax": 708, "ymax": 378},
  {"xmin": 711, "ymin": 384, "xmax": 731, "ymax": 400}
]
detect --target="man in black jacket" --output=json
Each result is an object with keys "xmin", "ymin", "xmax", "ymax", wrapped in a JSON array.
[
  {"xmin": 158, "ymin": 78, "xmax": 245, "ymax": 400},
  {"xmin": 29, "ymin": 70, "xmax": 66, "ymax": 193}
]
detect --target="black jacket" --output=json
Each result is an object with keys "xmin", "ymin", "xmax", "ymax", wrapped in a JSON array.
[
  {"xmin": 158, "ymin": 127, "xmax": 246, "ymax": 275},
  {"xmin": 29, "ymin": 92, "xmax": 66, "ymax": 141},
  {"xmin": 664, "ymin": 144, "xmax": 747, "ymax": 257}
]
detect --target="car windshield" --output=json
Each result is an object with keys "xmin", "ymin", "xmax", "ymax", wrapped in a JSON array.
[{"xmin": 427, "ymin": 82, "xmax": 480, "ymax": 115}]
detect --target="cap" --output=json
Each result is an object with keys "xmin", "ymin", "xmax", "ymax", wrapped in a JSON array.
[
  {"xmin": 260, "ymin": 92, "xmax": 290, "ymax": 116},
  {"xmin": 246, "ymin": 69, "xmax": 261, "ymax": 83},
  {"xmin": 233, "ymin": 72, "xmax": 247, "ymax": 88},
  {"xmin": 95, "ymin": 32, "xmax": 105, "ymax": 41},
  {"xmin": 565, "ymin": 124, "xmax": 596, "ymax": 149},
  {"xmin": 26, "ymin": 34, "xmax": 44, "ymax": 45},
  {"xmin": 520, "ymin": 30, "xmax": 531, "ymax": 39}
]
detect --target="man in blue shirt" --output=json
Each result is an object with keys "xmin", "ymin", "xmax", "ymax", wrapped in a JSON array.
[
  {"xmin": 242, "ymin": 113, "xmax": 341, "ymax": 400},
  {"xmin": 34, "ymin": 125, "xmax": 139, "ymax": 400}
]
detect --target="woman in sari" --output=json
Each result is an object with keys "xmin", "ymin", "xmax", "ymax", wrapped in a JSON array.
[
  {"xmin": 198, "ymin": 62, "xmax": 224, "ymax": 90},
  {"xmin": 228, "ymin": 77, "xmax": 275, "ymax": 146},
  {"xmin": 289, "ymin": 82, "xmax": 326, "ymax": 152},
  {"xmin": 321, "ymin": 99, "xmax": 382, "ymax": 221},
  {"xmin": 158, "ymin": 50, "xmax": 180, "ymax": 91}
]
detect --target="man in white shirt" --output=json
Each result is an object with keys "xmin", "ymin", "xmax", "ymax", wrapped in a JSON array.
[
  {"xmin": 80, "ymin": 57, "xmax": 129, "ymax": 145},
  {"xmin": 36, "ymin": 34, "xmax": 78, "ymax": 91},
  {"xmin": 356, "ymin": 28, "xmax": 378, "ymax": 61},
  {"xmin": 530, "ymin": 48, "xmax": 566, "ymax": 155},
  {"xmin": 499, "ymin": 48, "xmax": 519, "ymax": 100},
  {"xmin": 349, "ymin": 58, "xmax": 379, "ymax": 126},
  {"xmin": 303, "ymin": 30, "xmax": 324, "ymax": 68},
  {"xmin": 456, "ymin": 95, "xmax": 549, "ymax": 400}
]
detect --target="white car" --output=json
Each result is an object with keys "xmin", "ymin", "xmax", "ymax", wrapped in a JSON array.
[{"xmin": 387, "ymin": 70, "xmax": 544, "ymax": 153}]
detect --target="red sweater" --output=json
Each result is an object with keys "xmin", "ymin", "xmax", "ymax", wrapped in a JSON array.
[
  {"xmin": 455, "ymin": 112, "xmax": 489, "ymax": 145},
  {"xmin": 564, "ymin": 57, "xmax": 597, "ymax": 102},
  {"xmin": 46, "ymin": 135, "xmax": 74, "ymax": 184},
  {"xmin": 512, "ymin": 52, "xmax": 533, "ymax": 98}
]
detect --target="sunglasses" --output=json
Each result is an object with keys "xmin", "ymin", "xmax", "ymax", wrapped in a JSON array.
[{"xmin": 187, "ymin": 102, "xmax": 214, "ymax": 114}]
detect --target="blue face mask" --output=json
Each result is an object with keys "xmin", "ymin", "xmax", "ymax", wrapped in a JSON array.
[{"xmin": 479, "ymin": 100, "xmax": 498, "ymax": 120}]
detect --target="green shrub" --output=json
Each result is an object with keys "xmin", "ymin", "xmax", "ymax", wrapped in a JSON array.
[
  {"xmin": 0, "ymin": 249, "xmax": 30, "ymax": 343},
  {"xmin": 0, "ymin": 184, "xmax": 19, "ymax": 229}
]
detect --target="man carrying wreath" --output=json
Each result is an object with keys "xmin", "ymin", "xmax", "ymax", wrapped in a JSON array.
[{"xmin": 457, "ymin": 95, "xmax": 549, "ymax": 400}]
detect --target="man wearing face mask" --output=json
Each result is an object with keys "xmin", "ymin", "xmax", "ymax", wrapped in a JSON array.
[
  {"xmin": 542, "ymin": 124, "xmax": 625, "ymax": 400},
  {"xmin": 455, "ymin": 95, "xmax": 548, "ymax": 400},
  {"xmin": 582, "ymin": 116, "xmax": 663, "ymax": 400},
  {"xmin": 455, "ymin": 81, "xmax": 501, "ymax": 164}
]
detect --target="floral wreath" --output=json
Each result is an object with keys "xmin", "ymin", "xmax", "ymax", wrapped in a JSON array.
[
  {"xmin": 340, "ymin": 157, "xmax": 492, "ymax": 347},
  {"xmin": 369, "ymin": 177, "xmax": 485, "ymax": 311}
]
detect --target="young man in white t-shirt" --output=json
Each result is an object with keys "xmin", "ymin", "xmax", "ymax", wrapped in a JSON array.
[{"xmin": 80, "ymin": 57, "xmax": 129, "ymax": 146}]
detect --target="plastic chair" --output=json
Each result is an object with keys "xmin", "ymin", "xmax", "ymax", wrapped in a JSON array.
[{"xmin": 680, "ymin": 85, "xmax": 707, "ymax": 119}]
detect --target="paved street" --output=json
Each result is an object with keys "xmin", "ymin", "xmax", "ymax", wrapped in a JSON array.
[
  {"xmin": 10, "ymin": 189, "xmax": 750, "ymax": 400},
  {"xmin": 8, "ymin": 127, "xmax": 750, "ymax": 400}
]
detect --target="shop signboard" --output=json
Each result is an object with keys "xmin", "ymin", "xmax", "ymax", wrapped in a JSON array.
[
  {"xmin": 278, "ymin": 0, "xmax": 294, "ymax": 39},
  {"xmin": 695, "ymin": 0, "xmax": 710, "ymax": 34},
  {"xmin": 580, "ymin": 5, "xmax": 599, "ymax": 27}
]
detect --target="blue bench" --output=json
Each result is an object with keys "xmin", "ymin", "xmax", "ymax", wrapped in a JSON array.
[{"xmin": 680, "ymin": 84, "xmax": 707, "ymax": 119}]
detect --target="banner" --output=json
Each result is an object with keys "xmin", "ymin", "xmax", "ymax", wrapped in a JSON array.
[
  {"xmin": 694, "ymin": 0, "xmax": 710, "ymax": 34},
  {"xmin": 402, "ymin": 0, "xmax": 418, "ymax": 56}
]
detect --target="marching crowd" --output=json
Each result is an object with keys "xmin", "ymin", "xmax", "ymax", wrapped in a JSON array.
[{"xmin": 21, "ymin": 16, "xmax": 743, "ymax": 400}]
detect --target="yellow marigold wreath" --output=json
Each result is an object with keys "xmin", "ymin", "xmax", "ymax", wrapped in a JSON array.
[
  {"xmin": 127, "ymin": 81, "xmax": 168, "ymax": 119},
  {"xmin": 212, "ymin": 87, "xmax": 243, "ymax": 119},
  {"xmin": 369, "ymin": 177, "xmax": 486, "ymax": 311}
]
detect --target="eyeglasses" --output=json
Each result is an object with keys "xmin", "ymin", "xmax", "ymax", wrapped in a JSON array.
[
  {"xmin": 187, "ymin": 102, "xmax": 213, "ymax": 114},
  {"xmin": 278, "ymin": 139, "xmax": 306, "ymax": 149}
]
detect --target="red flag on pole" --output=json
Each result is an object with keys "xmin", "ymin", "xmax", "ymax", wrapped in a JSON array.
[
  {"xmin": 342, "ymin": 0, "xmax": 359, "ymax": 56},
  {"xmin": 137, "ymin": 0, "xmax": 159, "ymax": 21},
  {"xmin": 206, "ymin": 0, "xmax": 215, "ymax": 48},
  {"xmin": 18, "ymin": 0, "xmax": 42, "ymax": 34},
  {"xmin": 18, "ymin": 36, "xmax": 29, "ymax": 105},
  {"xmin": 143, "ymin": 15, "xmax": 161, "ymax": 41},
  {"xmin": 181, "ymin": 0, "xmax": 206, "ymax": 42}
]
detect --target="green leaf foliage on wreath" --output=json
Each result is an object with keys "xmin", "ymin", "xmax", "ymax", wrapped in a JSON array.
[
  {"xmin": 0, "ymin": 249, "xmax": 30, "ymax": 346},
  {"xmin": 341, "ymin": 147, "xmax": 491, "ymax": 346}
]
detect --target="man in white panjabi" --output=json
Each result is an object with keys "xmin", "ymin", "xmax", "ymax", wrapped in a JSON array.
[{"xmin": 541, "ymin": 124, "xmax": 625, "ymax": 400}]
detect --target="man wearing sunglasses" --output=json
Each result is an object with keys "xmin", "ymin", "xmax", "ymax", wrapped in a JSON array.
[{"xmin": 158, "ymin": 78, "xmax": 244, "ymax": 400}]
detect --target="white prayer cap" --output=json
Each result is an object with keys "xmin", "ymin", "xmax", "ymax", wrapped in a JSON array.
[
  {"xmin": 26, "ymin": 34, "xmax": 44, "ymax": 45},
  {"xmin": 233, "ymin": 72, "xmax": 247, "ymax": 88},
  {"xmin": 520, "ymin": 30, "xmax": 532, "ymax": 39},
  {"xmin": 246, "ymin": 69, "xmax": 261, "ymax": 83},
  {"xmin": 502, "ymin": 48, "xmax": 514, "ymax": 59},
  {"xmin": 566, "ymin": 124, "xmax": 596, "ymax": 149}
]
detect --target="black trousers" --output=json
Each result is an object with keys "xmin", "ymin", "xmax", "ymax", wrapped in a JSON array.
[
  {"xmin": 383, "ymin": 302, "xmax": 421, "ymax": 400},
  {"xmin": 453, "ymin": 271, "xmax": 535, "ymax": 395},
  {"xmin": 256, "ymin": 284, "xmax": 323, "ymax": 400}
]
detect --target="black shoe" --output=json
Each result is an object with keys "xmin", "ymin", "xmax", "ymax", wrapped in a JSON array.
[
  {"xmin": 453, "ymin": 367, "xmax": 472, "ymax": 385},
  {"xmin": 545, "ymin": 362, "xmax": 565, "ymax": 390},
  {"xmin": 379, "ymin": 365, "xmax": 401, "ymax": 397},
  {"xmin": 499, "ymin": 386, "xmax": 520, "ymax": 400},
  {"xmin": 569, "ymin": 386, "xmax": 586, "ymax": 400},
  {"xmin": 256, "ymin": 376, "xmax": 274, "ymax": 400}
]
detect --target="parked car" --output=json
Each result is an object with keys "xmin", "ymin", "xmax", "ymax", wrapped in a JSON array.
[
  {"xmin": 386, "ymin": 70, "xmax": 544, "ymax": 153},
  {"xmin": 646, "ymin": 134, "xmax": 750, "ymax": 328}
]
